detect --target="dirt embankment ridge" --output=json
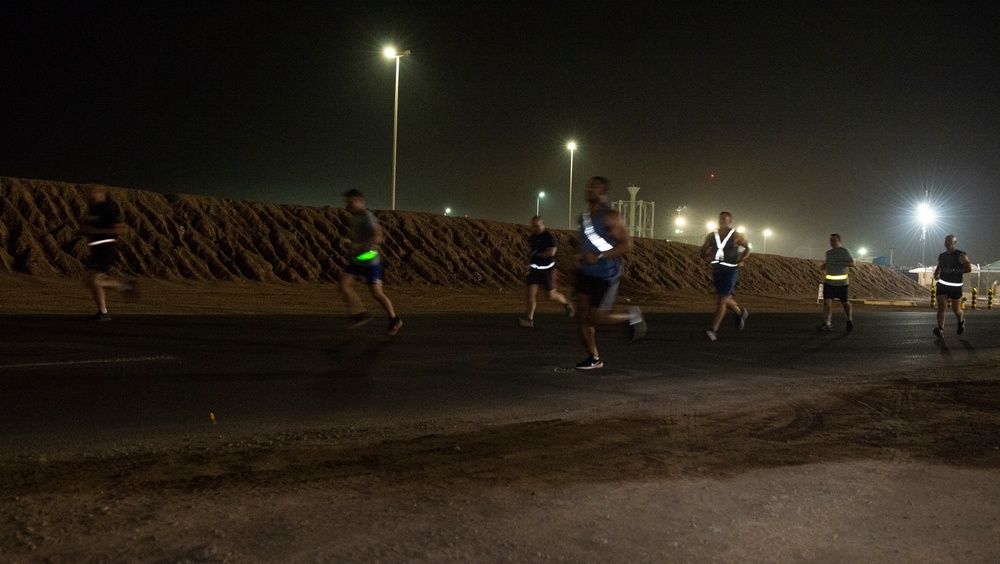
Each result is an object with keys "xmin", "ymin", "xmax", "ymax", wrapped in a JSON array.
[{"xmin": 1, "ymin": 176, "xmax": 924, "ymax": 299}]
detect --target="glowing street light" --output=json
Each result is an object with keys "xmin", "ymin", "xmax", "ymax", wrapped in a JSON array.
[
  {"xmin": 566, "ymin": 141, "xmax": 577, "ymax": 229},
  {"xmin": 917, "ymin": 200, "xmax": 935, "ymax": 265},
  {"xmin": 762, "ymin": 228, "xmax": 773, "ymax": 254},
  {"xmin": 444, "ymin": 207, "xmax": 451, "ymax": 216},
  {"xmin": 675, "ymin": 216, "xmax": 686, "ymax": 228},
  {"xmin": 736, "ymin": 225, "xmax": 746, "ymax": 234},
  {"xmin": 707, "ymin": 220, "xmax": 718, "ymax": 232},
  {"xmin": 384, "ymin": 46, "xmax": 411, "ymax": 211},
  {"xmin": 858, "ymin": 247, "xmax": 868, "ymax": 258},
  {"xmin": 536, "ymin": 191, "xmax": 545, "ymax": 216}
]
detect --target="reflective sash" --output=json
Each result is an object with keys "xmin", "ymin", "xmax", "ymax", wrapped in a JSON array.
[
  {"xmin": 711, "ymin": 230, "xmax": 738, "ymax": 267},
  {"xmin": 87, "ymin": 239, "xmax": 115, "ymax": 247},
  {"xmin": 937, "ymin": 279, "xmax": 963, "ymax": 287},
  {"xmin": 355, "ymin": 250, "xmax": 378, "ymax": 261},
  {"xmin": 582, "ymin": 213, "xmax": 613, "ymax": 252},
  {"xmin": 530, "ymin": 263, "xmax": 555, "ymax": 270},
  {"xmin": 825, "ymin": 274, "xmax": 848, "ymax": 281}
]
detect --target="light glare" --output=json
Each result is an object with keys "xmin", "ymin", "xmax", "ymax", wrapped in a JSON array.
[{"xmin": 383, "ymin": 47, "xmax": 397, "ymax": 58}]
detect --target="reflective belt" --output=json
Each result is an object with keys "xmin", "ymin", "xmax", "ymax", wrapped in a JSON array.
[
  {"xmin": 530, "ymin": 263, "xmax": 555, "ymax": 270},
  {"xmin": 354, "ymin": 250, "xmax": 378, "ymax": 261},
  {"xmin": 825, "ymin": 274, "xmax": 848, "ymax": 281},
  {"xmin": 711, "ymin": 230, "xmax": 738, "ymax": 267},
  {"xmin": 87, "ymin": 239, "xmax": 115, "ymax": 247},
  {"xmin": 937, "ymin": 280, "xmax": 963, "ymax": 287},
  {"xmin": 582, "ymin": 213, "xmax": 614, "ymax": 252}
]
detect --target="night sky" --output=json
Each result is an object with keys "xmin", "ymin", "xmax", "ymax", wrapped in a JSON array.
[{"xmin": 2, "ymin": 0, "xmax": 998, "ymax": 266}]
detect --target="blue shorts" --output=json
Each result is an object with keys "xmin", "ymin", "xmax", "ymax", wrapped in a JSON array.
[
  {"xmin": 712, "ymin": 266, "xmax": 739, "ymax": 297},
  {"xmin": 345, "ymin": 262, "xmax": 383, "ymax": 285}
]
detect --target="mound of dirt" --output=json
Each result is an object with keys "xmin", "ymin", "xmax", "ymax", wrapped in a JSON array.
[{"xmin": 1, "ymin": 176, "xmax": 924, "ymax": 298}]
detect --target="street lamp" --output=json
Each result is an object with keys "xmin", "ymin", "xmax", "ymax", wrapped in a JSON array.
[
  {"xmin": 444, "ymin": 207, "xmax": 451, "ymax": 216},
  {"xmin": 917, "ymin": 201, "xmax": 935, "ymax": 266},
  {"xmin": 762, "ymin": 228, "xmax": 773, "ymax": 254},
  {"xmin": 384, "ymin": 46, "xmax": 411, "ymax": 211},
  {"xmin": 707, "ymin": 220, "xmax": 718, "ymax": 232},
  {"xmin": 566, "ymin": 141, "xmax": 576, "ymax": 229},
  {"xmin": 536, "ymin": 191, "xmax": 545, "ymax": 216}
]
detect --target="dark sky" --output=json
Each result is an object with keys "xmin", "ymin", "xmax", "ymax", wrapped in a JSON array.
[{"xmin": 2, "ymin": 0, "xmax": 998, "ymax": 266}]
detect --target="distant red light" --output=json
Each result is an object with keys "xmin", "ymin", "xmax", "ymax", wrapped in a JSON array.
[{"xmin": 710, "ymin": 174, "xmax": 715, "ymax": 178}]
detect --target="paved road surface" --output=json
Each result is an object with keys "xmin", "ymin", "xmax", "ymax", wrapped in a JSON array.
[{"xmin": 2, "ymin": 310, "xmax": 998, "ymax": 453}]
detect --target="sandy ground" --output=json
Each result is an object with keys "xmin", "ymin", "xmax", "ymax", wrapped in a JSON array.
[{"xmin": 2, "ymin": 275, "xmax": 998, "ymax": 562}]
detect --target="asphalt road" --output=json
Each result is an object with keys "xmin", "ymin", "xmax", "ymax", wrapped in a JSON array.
[{"xmin": 2, "ymin": 309, "xmax": 998, "ymax": 453}]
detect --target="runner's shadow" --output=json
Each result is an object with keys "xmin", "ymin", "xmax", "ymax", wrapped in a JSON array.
[
  {"xmin": 324, "ymin": 334, "xmax": 397, "ymax": 378},
  {"xmin": 935, "ymin": 338, "xmax": 951, "ymax": 357}
]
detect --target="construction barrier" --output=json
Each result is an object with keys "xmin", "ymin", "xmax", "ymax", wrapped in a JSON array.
[
  {"xmin": 971, "ymin": 287, "xmax": 978, "ymax": 309},
  {"xmin": 990, "ymin": 287, "xmax": 995, "ymax": 309},
  {"xmin": 930, "ymin": 283, "xmax": 936, "ymax": 308}
]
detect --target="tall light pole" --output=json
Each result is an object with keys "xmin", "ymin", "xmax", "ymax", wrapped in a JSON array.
[
  {"xmin": 566, "ymin": 141, "xmax": 576, "ymax": 229},
  {"xmin": 763, "ymin": 228, "xmax": 773, "ymax": 254},
  {"xmin": 536, "ymin": 191, "xmax": 545, "ymax": 216},
  {"xmin": 917, "ymin": 200, "xmax": 934, "ymax": 266},
  {"xmin": 384, "ymin": 47, "xmax": 411, "ymax": 211}
]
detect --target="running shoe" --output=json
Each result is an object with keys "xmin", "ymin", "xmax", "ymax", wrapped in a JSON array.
[
  {"xmin": 565, "ymin": 302, "xmax": 576, "ymax": 318},
  {"xmin": 705, "ymin": 329, "xmax": 717, "ymax": 341},
  {"xmin": 957, "ymin": 319, "xmax": 966, "ymax": 335},
  {"xmin": 87, "ymin": 312, "xmax": 111, "ymax": 322},
  {"xmin": 628, "ymin": 307, "xmax": 646, "ymax": 342},
  {"xmin": 736, "ymin": 308, "xmax": 749, "ymax": 331},
  {"xmin": 933, "ymin": 326, "xmax": 944, "ymax": 338},
  {"xmin": 846, "ymin": 320, "xmax": 854, "ymax": 332},
  {"xmin": 574, "ymin": 355, "xmax": 603, "ymax": 370},
  {"xmin": 518, "ymin": 317, "xmax": 534, "ymax": 328},
  {"xmin": 387, "ymin": 317, "xmax": 403, "ymax": 336},
  {"xmin": 346, "ymin": 312, "xmax": 372, "ymax": 329},
  {"xmin": 817, "ymin": 323, "xmax": 831, "ymax": 332}
]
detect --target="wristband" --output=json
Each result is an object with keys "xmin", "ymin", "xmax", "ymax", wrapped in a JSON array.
[{"xmin": 597, "ymin": 252, "xmax": 605, "ymax": 260}]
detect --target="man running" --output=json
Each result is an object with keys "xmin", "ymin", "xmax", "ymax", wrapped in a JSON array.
[
  {"xmin": 79, "ymin": 181, "xmax": 135, "ymax": 321},
  {"xmin": 519, "ymin": 215, "xmax": 574, "ymax": 327},
  {"xmin": 340, "ymin": 189, "xmax": 402, "ymax": 335},
  {"xmin": 932, "ymin": 234, "xmax": 972, "ymax": 338},
  {"xmin": 573, "ymin": 177, "xmax": 646, "ymax": 370},
  {"xmin": 818, "ymin": 233, "xmax": 857, "ymax": 332},
  {"xmin": 700, "ymin": 211, "xmax": 750, "ymax": 341}
]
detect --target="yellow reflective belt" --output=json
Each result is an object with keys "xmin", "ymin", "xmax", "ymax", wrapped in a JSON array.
[{"xmin": 825, "ymin": 274, "xmax": 848, "ymax": 280}]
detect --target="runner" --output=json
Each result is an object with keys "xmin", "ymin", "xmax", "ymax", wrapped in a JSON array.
[
  {"xmin": 519, "ymin": 215, "xmax": 574, "ymax": 328},
  {"xmin": 79, "ymin": 181, "xmax": 135, "ymax": 321},
  {"xmin": 699, "ymin": 211, "xmax": 751, "ymax": 341},
  {"xmin": 339, "ymin": 189, "xmax": 402, "ymax": 335},
  {"xmin": 932, "ymin": 234, "xmax": 972, "ymax": 338},
  {"xmin": 818, "ymin": 233, "xmax": 857, "ymax": 332},
  {"xmin": 573, "ymin": 177, "xmax": 646, "ymax": 370}
]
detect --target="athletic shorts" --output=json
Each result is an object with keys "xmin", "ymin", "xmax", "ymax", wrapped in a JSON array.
[
  {"xmin": 936, "ymin": 283, "xmax": 963, "ymax": 301},
  {"xmin": 526, "ymin": 267, "xmax": 555, "ymax": 291},
  {"xmin": 712, "ymin": 266, "xmax": 739, "ymax": 297},
  {"xmin": 822, "ymin": 283, "xmax": 849, "ymax": 302},
  {"xmin": 575, "ymin": 272, "xmax": 620, "ymax": 311},
  {"xmin": 87, "ymin": 243, "xmax": 120, "ymax": 274},
  {"xmin": 345, "ymin": 262, "xmax": 384, "ymax": 285}
]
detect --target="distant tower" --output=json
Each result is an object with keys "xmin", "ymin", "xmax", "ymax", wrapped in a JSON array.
[{"xmin": 612, "ymin": 183, "xmax": 655, "ymax": 238}]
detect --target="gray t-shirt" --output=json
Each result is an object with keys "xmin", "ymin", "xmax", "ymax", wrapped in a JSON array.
[
  {"xmin": 824, "ymin": 246, "xmax": 855, "ymax": 286},
  {"xmin": 349, "ymin": 209, "xmax": 382, "ymax": 265}
]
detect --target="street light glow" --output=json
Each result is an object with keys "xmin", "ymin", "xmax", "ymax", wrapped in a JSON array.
[
  {"xmin": 675, "ymin": 217, "xmax": 686, "ymax": 227},
  {"xmin": 383, "ymin": 47, "xmax": 397, "ymax": 58},
  {"xmin": 763, "ymin": 228, "xmax": 773, "ymax": 237},
  {"xmin": 567, "ymin": 141, "xmax": 577, "ymax": 151},
  {"xmin": 707, "ymin": 221, "xmax": 717, "ymax": 231},
  {"xmin": 858, "ymin": 247, "xmax": 868, "ymax": 256},
  {"xmin": 566, "ymin": 141, "xmax": 577, "ymax": 229},
  {"xmin": 917, "ymin": 202, "xmax": 935, "ymax": 227},
  {"xmin": 736, "ymin": 225, "xmax": 746, "ymax": 233},
  {"xmin": 445, "ymin": 207, "xmax": 451, "ymax": 216}
]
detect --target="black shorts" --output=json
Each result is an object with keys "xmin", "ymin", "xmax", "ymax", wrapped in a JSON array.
[
  {"xmin": 87, "ymin": 243, "xmax": 120, "ymax": 274},
  {"xmin": 526, "ymin": 267, "xmax": 555, "ymax": 291},
  {"xmin": 822, "ymin": 283, "xmax": 849, "ymax": 302},
  {"xmin": 936, "ymin": 283, "xmax": 963, "ymax": 301},
  {"xmin": 574, "ymin": 272, "xmax": 620, "ymax": 311}
]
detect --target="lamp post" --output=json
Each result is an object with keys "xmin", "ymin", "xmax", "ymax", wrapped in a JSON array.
[
  {"xmin": 384, "ymin": 47, "xmax": 411, "ymax": 211},
  {"xmin": 762, "ymin": 228, "xmax": 773, "ymax": 254},
  {"xmin": 566, "ymin": 141, "xmax": 576, "ymax": 229},
  {"xmin": 536, "ymin": 191, "xmax": 545, "ymax": 216},
  {"xmin": 917, "ymin": 201, "xmax": 935, "ymax": 266}
]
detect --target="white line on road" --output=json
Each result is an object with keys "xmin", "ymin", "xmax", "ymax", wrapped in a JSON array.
[{"xmin": 0, "ymin": 355, "xmax": 178, "ymax": 370}]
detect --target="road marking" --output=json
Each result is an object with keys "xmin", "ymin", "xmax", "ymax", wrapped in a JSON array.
[{"xmin": 0, "ymin": 355, "xmax": 177, "ymax": 370}]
